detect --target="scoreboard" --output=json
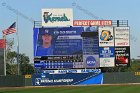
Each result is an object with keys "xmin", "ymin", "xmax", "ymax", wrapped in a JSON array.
[
  {"xmin": 34, "ymin": 26, "xmax": 130, "ymax": 69},
  {"xmin": 34, "ymin": 27, "xmax": 100, "ymax": 69},
  {"xmin": 34, "ymin": 27, "xmax": 85, "ymax": 69},
  {"xmin": 34, "ymin": 55, "xmax": 83, "ymax": 69}
]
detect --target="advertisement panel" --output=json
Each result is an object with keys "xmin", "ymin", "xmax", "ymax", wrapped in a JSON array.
[
  {"xmin": 42, "ymin": 69, "xmax": 101, "ymax": 74},
  {"xmin": 99, "ymin": 47, "xmax": 115, "ymax": 67},
  {"xmin": 100, "ymin": 58, "xmax": 114, "ymax": 67},
  {"xmin": 34, "ymin": 27, "xmax": 84, "ymax": 69},
  {"xmin": 114, "ymin": 27, "xmax": 130, "ymax": 66},
  {"xmin": 83, "ymin": 55, "xmax": 99, "ymax": 68},
  {"xmin": 98, "ymin": 27, "xmax": 114, "ymax": 47},
  {"xmin": 42, "ymin": 8, "xmax": 73, "ymax": 27},
  {"xmin": 82, "ymin": 32, "xmax": 99, "ymax": 68},
  {"xmin": 115, "ymin": 46, "xmax": 130, "ymax": 66},
  {"xmin": 114, "ymin": 27, "xmax": 130, "ymax": 46},
  {"xmin": 99, "ymin": 47, "xmax": 115, "ymax": 58},
  {"xmin": 73, "ymin": 20, "xmax": 112, "ymax": 26},
  {"xmin": 32, "ymin": 69, "xmax": 102, "ymax": 86}
]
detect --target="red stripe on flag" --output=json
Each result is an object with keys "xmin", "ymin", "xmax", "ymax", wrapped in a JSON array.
[
  {"xmin": 2, "ymin": 22, "xmax": 16, "ymax": 35},
  {"xmin": 2, "ymin": 28, "xmax": 16, "ymax": 35}
]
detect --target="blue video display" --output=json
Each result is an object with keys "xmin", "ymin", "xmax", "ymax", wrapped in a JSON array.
[{"xmin": 34, "ymin": 27, "xmax": 84, "ymax": 69}]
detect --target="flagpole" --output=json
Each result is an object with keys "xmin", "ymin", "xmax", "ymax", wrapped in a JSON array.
[
  {"xmin": 16, "ymin": 13, "xmax": 20, "ymax": 75},
  {"xmin": 3, "ymin": 35, "xmax": 6, "ymax": 76}
]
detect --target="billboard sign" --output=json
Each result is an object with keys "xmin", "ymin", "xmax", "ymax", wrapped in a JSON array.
[
  {"xmin": 100, "ymin": 58, "xmax": 114, "ymax": 67},
  {"xmin": 98, "ymin": 27, "xmax": 114, "ymax": 47},
  {"xmin": 99, "ymin": 47, "xmax": 115, "ymax": 58},
  {"xmin": 32, "ymin": 69, "xmax": 102, "ymax": 86},
  {"xmin": 42, "ymin": 8, "xmax": 73, "ymax": 27},
  {"xmin": 73, "ymin": 20, "xmax": 112, "ymax": 26},
  {"xmin": 99, "ymin": 47, "xmax": 115, "ymax": 67},
  {"xmin": 114, "ymin": 27, "xmax": 130, "ymax": 66},
  {"xmin": 82, "ymin": 32, "xmax": 99, "ymax": 68},
  {"xmin": 115, "ymin": 46, "xmax": 130, "ymax": 66},
  {"xmin": 42, "ymin": 69, "xmax": 101, "ymax": 74},
  {"xmin": 33, "ymin": 73, "xmax": 103, "ymax": 86},
  {"xmin": 115, "ymin": 27, "xmax": 130, "ymax": 46}
]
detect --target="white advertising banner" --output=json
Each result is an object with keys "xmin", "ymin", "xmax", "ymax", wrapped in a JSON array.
[
  {"xmin": 43, "ymin": 69, "xmax": 101, "ymax": 74},
  {"xmin": 98, "ymin": 27, "xmax": 114, "ymax": 47},
  {"xmin": 42, "ymin": 8, "xmax": 73, "ymax": 27},
  {"xmin": 100, "ymin": 58, "xmax": 115, "ymax": 67},
  {"xmin": 114, "ymin": 27, "xmax": 130, "ymax": 46}
]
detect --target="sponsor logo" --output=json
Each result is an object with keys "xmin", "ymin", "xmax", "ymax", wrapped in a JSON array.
[
  {"xmin": 116, "ymin": 28, "xmax": 129, "ymax": 31},
  {"xmin": 116, "ymin": 56, "xmax": 128, "ymax": 64},
  {"xmin": 99, "ymin": 42, "xmax": 113, "ymax": 44},
  {"xmin": 116, "ymin": 33, "xmax": 129, "ymax": 36},
  {"xmin": 100, "ymin": 30, "xmax": 113, "ymax": 41},
  {"xmin": 103, "ymin": 59, "xmax": 111, "ymax": 63},
  {"xmin": 86, "ymin": 56, "xmax": 96, "ymax": 66},
  {"xmin": 35, "ymin": 78, "xmax": 41, "ymax": 85},
  {"xmin": 115, "ymin": 38, "xmax": 129, "ymax": 40},
  {"xmin": 117, "ymin": 42, "xmax": 128, "ymax": 45},
  {"xmin": 100, "ymin": 47, "xmax": 114, "ymax": 58},
  {"xmin": 43, "ymin": 12, "xmax": 70, "ymax": 23}
]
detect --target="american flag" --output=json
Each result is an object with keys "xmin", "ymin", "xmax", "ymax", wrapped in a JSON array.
[{"xmin": 2, "ymin": 22, "xmax": 16, "ymax": 35}]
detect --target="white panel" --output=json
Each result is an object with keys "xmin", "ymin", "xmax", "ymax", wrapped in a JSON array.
[
  {"xmin": 114, "ymin": 27, "xmax": 130, "ymax": 46},
  {"xmin": 98, "ymin": 27, "xmax": 114, "ymax": 47},
  {"xmin": 100, "ymin": 58, "xmax": 115, "ymax": 67},
  {"xmin": 42, "ymin": 8, "xmax": 73, "ymax": 27}
]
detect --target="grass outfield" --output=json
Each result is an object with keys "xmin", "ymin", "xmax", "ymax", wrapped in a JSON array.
[{"xmin": 0, "ymin": 85, "xmax": 140, "ymax": 93}]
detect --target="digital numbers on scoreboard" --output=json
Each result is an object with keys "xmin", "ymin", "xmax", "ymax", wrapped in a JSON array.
[{"xmin": 34, "ymin": 55, "xmax": 83, "ymax": 69}]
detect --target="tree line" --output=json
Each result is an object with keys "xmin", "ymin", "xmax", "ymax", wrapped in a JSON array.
[{"xmin": 5, "ymin": 38, "xmax": 34, "ymax": 75}]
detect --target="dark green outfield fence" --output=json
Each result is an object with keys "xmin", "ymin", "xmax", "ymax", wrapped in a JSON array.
[
  {"xmin": 0, "ymin": 75, "xmax": 32, "ymax": 87},
  {"xmin": 0, "ymin": 75, "xmax": 25, "ymax": 87},
  {"xmin": 103, "ymin": 72, "xmax": 140, "ymax": 84},
  {"xmin": 0, "ymin": 72, "xmax": 140, "ymax": 87}
]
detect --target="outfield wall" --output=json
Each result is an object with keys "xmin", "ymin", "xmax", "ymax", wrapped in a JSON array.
[
  {"xmin": 103, "ymin": 72, "xmax": 140, "ymax": 84},
  {"xmin": 0, "ymin": 72, "xmax": 140, "ymax": 87},
  {"xmin": 32, "ymin": 73, "xmax": 103, "ymax": 86},
  {"xmin": 0, "ymin": 75, "xmax": 25, "ymax": 87},
  {"xmin": 32, "ymin": 72, "xmax": 140, "ymax": 86}
]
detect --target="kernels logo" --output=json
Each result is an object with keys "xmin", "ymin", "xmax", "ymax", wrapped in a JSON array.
[
  {"xmin": 100, "ymin": 30, "xmax": 113, "ymax": 41},
  {"xmin": 43, "ymin": 12, "xmax": 70, "ymax": 23}
]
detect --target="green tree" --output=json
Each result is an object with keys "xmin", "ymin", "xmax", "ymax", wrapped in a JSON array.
[
  {"xmin": 6, "ymin": 52, "xmax": 34, "ymax": 75},
  {"xmin": 6, "ymin": 63, "xmax": 18, "ymax": 75},
  {"xmin": 20, "ymin": 63, "xmax": 34, "ymax": 75},
  {"xmin": 6, "ymin": 51, "xmax": 17, "ymax": 64},
  {"xmin": 5, "ymin": 38, "xmax": 34, "ymax": 75}
]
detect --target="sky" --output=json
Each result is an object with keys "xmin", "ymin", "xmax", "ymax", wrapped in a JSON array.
[{"xmin": 0, "ymin": 0, "xmax": 140, "ymax": 63}]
